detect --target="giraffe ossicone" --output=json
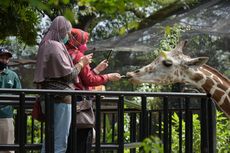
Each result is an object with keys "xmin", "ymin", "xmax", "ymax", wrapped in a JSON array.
[{"xmin": 126, "ymin": 40, "xmax": 230, "ymax": 118}]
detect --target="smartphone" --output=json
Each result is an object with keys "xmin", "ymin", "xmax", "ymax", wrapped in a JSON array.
[{"xmin": 106, "ymin": 49, "xmax": 113, "ymax": 61}]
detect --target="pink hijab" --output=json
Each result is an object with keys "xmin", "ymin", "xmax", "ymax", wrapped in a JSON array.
[{"xmin": 34, "ymin": 16, "xmax": 74, "ymax": 83}]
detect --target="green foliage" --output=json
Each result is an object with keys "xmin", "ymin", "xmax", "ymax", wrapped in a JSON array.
[
  {"xmin": 158, "ymin": 24, "xmax": 187, "ymax": 52},
  {"xmin": 141, "ymin": 136, "xmax": 163, "ymax": 153},
  {"xmin": 153, "ymin": 0, "xmax": 199, "ymax": 6},
  {"xmin": 141, "ymin": 111, "xmax": 230, "ymax": 152},
  {"xmin": 132, "ymin": 83, "xmax": 163, "ymax": 109},
  {"xmin": 216, "ymin": 111, "xmax": 230, "ymax": 152},
  {"xmin": 170, "ymin": 112, "xmax": 201, "ymax": 152},
  {"xmin": 0, "ymin": 0, "xmax": 40, "ymax": 45},
  {"xmin": 27, "ymin": 116, "xmax": 43, "ymax": 144},
  {"xmin": 103, "ymin": 113, "xmax": 131, "ymax": 143}
]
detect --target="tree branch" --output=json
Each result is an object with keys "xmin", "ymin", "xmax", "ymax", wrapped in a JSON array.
[
  {"xmin": 137, "ymin": 1, "xmax": 184, "ymax": 30},
  {"xmin": 9, "ymin": 59, "xmax": 36, "ymax": 66}
]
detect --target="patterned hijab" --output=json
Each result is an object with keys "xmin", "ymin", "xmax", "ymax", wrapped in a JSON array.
[
  {"xmin": 34, "ymin": 16, "xmax": 74, "ymax": 83},
  {"xmin": 65, "ymin": 28, "xmax": 89, "ymax": 53}
]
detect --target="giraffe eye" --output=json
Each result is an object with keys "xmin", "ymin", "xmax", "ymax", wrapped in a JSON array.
[
  {"xmin": 134, "ymin": 69, "xmax": 140, "ymax": 73},
  {"xmin": 162, "ymin": 59, "xmax": 173, "ymax": 67}
]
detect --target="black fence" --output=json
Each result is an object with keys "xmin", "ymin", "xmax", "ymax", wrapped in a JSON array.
[{"xmin": 0, "ymin": 89, "xmax": 216, "ymax": 153}]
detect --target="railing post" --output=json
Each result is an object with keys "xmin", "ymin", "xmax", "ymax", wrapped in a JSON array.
[
  {"xmin": 163, "ymin": 97, "xmax": 169, "ymax": 153},
  {"xmin": 208, "ymin": 98, "xmax": 216, "ymax": 153},
  {"xmin": 112, "ymin": 114, "xmax": 115, "ymax": 143},
  {"xmin": 19, "ymin": 92, "xmax": 26, "ymax": 153},
  {"xmin": 130, "ymin": 113, "xmax": 137, "ymax": 153},
  {"xmin": 118, "ymin": 95, "xmax": 124, "ymax": 153},
  {"xmin": 69, "ymin": 94, "xmax": 77, "ymax": 152},
  {"xmin": 103, "ymin": 113, "xmax": 106, "ymax": 143},
  {"xmin": 200, "ymin": 97, "xmax": 209, "ymax": 153},
  {"xmin": 140, "ymin": 95, "xmax": 148, "ymax": 140},
  {"xmin": 178, "ymin": 98, "xmax": 183, "ymax": 153},
  {"xmin": 95, "ymin": 94, "xmax": 101, "ymax": 153},
  {"xmin": 45, "ymin": 94, "xmax": 54, "ymax": 153},
  {"xmin": 185, "ymin": 97, "xmax": 193, "ymax": 153},
  {"xmin": 168, "ymin": 111, "xmax": 172, "ymax": 153}
]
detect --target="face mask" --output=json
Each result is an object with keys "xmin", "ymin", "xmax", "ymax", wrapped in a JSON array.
[
  {"xmin": 78, "ymin": 44, "xmax": 88, "ymax": 53},
  {"xmin": 0, "ymin": 61, "xmax": 7, "ymax": 70},
  {"xmin": 62, "ymin": 34, "xmax": 69, "ymax": 44}
]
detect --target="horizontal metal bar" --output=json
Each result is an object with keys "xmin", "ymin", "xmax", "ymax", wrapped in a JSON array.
[
  {"xmin": 91, "ymin": 142, "xmax": 142, "ymax": 149},
  {"xmin": 0, "ymin": 88, "xmax": 207, "ymax": 97}
]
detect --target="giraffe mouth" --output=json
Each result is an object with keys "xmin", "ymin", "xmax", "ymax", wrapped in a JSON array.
[{"xmin": 126, "ymin": 72, "xmax": 144, "ymax": 84}]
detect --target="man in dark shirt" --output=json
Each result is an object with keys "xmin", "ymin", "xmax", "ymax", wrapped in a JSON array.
[{"xmin": 0, "ymin": 47, "xmax": 21, "ymax": 153}]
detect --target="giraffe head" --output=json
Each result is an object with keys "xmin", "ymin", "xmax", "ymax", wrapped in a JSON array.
[{"xmin": 126, "ymin": 41, "xmax": 209, "ymax": 85}]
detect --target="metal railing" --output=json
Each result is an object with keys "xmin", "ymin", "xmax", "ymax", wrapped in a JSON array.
[{"xmin": 0, "ymin": 89, "xmax": 216, "ymax": 153}]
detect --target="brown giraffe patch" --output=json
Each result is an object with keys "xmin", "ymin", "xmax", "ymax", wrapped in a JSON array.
[
  {"xmin": 217, "ymin": 84, "xmax": 228, "ymax": 91},
  {"xmin": 174, "ymin": 70, "xmax": 179, "ymax": 76},
  {"xmin": 148, "ymin": 67, "xmax": 154, "ymax": 73},
  {"xmin": 212, "ymin": 89, "xmax": 225, "ymax": 103},
  {"xmin": 219, "ymin": 99, "xmax": 230, "ymax": 116},
  {"xmin": 201, "ymin": 77, "xmax": 215, "ymax": 93}
]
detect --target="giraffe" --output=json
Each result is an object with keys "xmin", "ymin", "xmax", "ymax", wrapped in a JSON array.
[{"xmin": 126, "ymin": 41, "xmax": 230, "ymax": 118}]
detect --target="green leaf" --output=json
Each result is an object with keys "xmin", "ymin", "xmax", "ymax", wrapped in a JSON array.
[
  {"xmin": 62, "ymin": 0, "xmax": 70, "ymax": 4},
  {"xmin": 30, "ymin": 0, "xmax": 49, "ymax": 11},
  {"xmin": 63, "ymin": 8, "xmax": 75, "ymax": 23},
  {"xmin": 165, "ymin": 26, "xmax": 171, "ymax": 35}
]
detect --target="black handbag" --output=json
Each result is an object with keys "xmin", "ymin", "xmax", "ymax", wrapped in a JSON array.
[{"xmin": 76, "ymin": 98, "xmax": 95, "ymax": 128}]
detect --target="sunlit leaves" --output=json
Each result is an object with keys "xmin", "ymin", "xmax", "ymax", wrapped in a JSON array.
[
  {"xmin": 158, "ymin": 24, "xmax": 186, "ymax": 52},
  {"xmin": 155, "ymin": 0, "xmax": 177, "ymax": 6}
]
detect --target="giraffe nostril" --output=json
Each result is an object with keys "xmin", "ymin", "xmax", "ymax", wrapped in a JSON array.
[{"xmin": 134, "ymin": 69, "xmax": 140, "ymax": 73}]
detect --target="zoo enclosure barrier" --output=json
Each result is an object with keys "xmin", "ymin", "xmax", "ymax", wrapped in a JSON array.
[{"xmin": 0, "ymin": 88, "xmax": 216, "ymax": 153}]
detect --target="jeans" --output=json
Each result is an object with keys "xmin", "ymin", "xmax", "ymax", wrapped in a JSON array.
[{"xmin": 41, "ymin": 103, "xmax": 71, "ymax": 153}]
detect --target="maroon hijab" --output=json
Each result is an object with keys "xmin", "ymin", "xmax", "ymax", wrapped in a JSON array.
[{"xmin": 34, "ymin": 16, "xmax": 74, "ymax": 83}]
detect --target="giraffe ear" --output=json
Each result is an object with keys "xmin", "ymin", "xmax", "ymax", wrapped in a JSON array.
[{"xmin": 184, "ymin": 57, "xmax": 209, "ymax": 68}]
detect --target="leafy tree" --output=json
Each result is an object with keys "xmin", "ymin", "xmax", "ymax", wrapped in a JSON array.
[
  {"xmin": 0, "ymin": 0, "xmax": 40, "ymax": 45},
  {"xmin": 0, "ymin": 0, "xmax": 200, "ymax": 45}
]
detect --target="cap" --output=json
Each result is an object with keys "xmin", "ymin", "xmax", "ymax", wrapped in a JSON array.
[{"xmin": 0, "ymin": 47, "xmax": 12, "ymax": 58}]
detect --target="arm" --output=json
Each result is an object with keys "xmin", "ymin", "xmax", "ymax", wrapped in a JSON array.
[
  {"xmin": 13, "ymin": 73, "xmax": 22, "ymax": 89},
  {"xmin": 79, "ymin": 65, "xmax": 109, "ymax": 86}
]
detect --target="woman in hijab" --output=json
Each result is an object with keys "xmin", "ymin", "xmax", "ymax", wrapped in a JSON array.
[
  {"xmin": 65, "ymin": 28, "xmax": 121, "ymax": 153},
  {"xmin": 34, "ymin": 16, "xmax": 93, "ymax": 153}
]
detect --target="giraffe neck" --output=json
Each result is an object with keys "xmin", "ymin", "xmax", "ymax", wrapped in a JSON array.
[{"xmin": 188, "ymin": 64, "xmax": 230, "ymax": 118}]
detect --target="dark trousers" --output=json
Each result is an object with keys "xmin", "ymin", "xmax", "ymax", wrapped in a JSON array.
[{"xmin": 67, "ymin": 128, "xmax": 93, "ymax": 153}]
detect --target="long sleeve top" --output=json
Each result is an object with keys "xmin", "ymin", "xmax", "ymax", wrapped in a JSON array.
[{"xmin": 68, "ymin": 49, "xmax": 109, "ymax": 90}]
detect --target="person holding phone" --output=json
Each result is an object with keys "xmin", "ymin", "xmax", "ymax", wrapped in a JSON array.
[
  {"xmin": 65, "ymin": 28, "xmax": 121, "ymax": 153},
  {"xmin": 34, "ymin": 16, "xmax": 92, "ymax": 153}
]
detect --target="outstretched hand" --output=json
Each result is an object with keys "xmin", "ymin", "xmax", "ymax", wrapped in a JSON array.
[{"xmin": 107, "ymin": 73, "xmax": 121, "ymax": 81}]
